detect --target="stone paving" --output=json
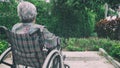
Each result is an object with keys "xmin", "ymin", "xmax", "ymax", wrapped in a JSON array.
[
  {"xmin": 0, "ymin": 51, "xmax": 116, "ymax": 68},
  {"xmin": 63, "ymin": 51, "xmax": 115, "ymax": 68}
]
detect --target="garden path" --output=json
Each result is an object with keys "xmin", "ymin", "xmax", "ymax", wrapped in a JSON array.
[{"xmin": 63, "ymin": 51, "xmax": 115, "ymax": 68}]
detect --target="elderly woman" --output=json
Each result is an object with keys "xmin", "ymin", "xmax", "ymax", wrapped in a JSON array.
[{"xmin": 12, "ymin": 1, "xmax": 60, "ymax": 53}]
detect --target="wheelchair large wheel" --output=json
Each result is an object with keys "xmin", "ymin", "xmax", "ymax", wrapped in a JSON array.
[
  {"xmin": 48, "ymin": 53, "xmax": 61, "ymax": 68},
  {"xmin": 0, "ymin": 47, "xmax": 13, "ymax": 67},
  {"xmin": 43, "ymin": 50, "xmax": 64, "ymax": 68}
]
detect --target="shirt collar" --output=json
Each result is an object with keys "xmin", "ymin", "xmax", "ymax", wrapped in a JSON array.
[{"xmin": 22, "ymin": 22, "xmax": 35, "ymax": 26}]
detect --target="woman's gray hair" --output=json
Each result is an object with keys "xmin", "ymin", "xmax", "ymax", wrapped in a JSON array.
[{"xmin": 17, "ymin": 1, "xmax": 37, "ymax": 23}]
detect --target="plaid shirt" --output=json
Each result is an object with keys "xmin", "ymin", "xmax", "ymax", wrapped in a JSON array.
[{"xmin": 12, "ymin": 23, "xmax": 59, "ymax": 49}]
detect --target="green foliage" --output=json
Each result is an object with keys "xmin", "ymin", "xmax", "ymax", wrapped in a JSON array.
[
  {"xmin": 109, "ymin": 41, "xmax": 120, "ymax": 59},
  {"xmin": 0, "ymin": 40, "xmax": 8, "ymax": 55},
  {"xmin": 0, "ymin": 0, "xmax": 120, "ymax": 38},
  {"xmin": 62, "ymin": 37, "xmax": 120, "ymax": 61},
  {"xmin": 65, "ymin": 38, "xmax": 101, "ymax": 51},
  {"xmin": 0, "ymin": 1, "xmax": 18, "ymax": 29},
  {"xmin": 51, "ymin": 0, "xmax": 98, "ymax": 38}
]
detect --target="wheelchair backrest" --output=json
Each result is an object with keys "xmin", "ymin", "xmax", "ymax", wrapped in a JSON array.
[{"xmin": 0, "ymin": 26, "xmax": 45, "ymax": 67}]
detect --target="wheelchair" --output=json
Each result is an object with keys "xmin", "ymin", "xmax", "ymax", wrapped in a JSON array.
[{"xmin": 0, "ymin": 26, "xmax": 70, "ymax": 68}]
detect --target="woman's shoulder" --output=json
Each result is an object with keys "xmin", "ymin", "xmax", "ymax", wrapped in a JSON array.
[
  {"xmin": 13, "ymin": 23, "xmax": 22, "ymax": 27},
  {"xmin": 12, "ymin": 23, "xmax": 23, "ymax": 31}
]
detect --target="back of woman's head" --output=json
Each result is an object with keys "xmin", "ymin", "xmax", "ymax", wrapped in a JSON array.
[{"xmin": 17, "ymin": 1, "xmax": 37, "ymax": 23}]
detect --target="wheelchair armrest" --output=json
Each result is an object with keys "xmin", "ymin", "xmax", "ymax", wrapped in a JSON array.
[{"xmin": 0, "ymin": 47, "xmax": 12, "ymax": 66}]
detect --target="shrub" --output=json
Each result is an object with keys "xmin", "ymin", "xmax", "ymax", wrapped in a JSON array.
[
  {"xmin": 109, "ymin": 41, "xmax": 120, "ymax": 59},
  {"xmin": 95, "ymin": 18, "xmax": 120, "ymax": 40},
  {"xmin": 0, "ymin": 40, "xmax": 8, "ymax": 55},
  {"xmin": 64, "ymin": 38, "xmax": 101, "ymax": 51}
]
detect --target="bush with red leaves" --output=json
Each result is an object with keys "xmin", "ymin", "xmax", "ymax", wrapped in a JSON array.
[{"xmin": 95, "ymin": 17, "xmax": 120, "ymax": 40}]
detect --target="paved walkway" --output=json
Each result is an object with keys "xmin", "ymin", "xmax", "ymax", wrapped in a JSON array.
[
  {"xmin": 63, "ymin": 51, "xmax": 115, "ymax": 68},
  {"xmin": 0, "ymin": 51, "xmax": 116, "ymax": 68}
]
